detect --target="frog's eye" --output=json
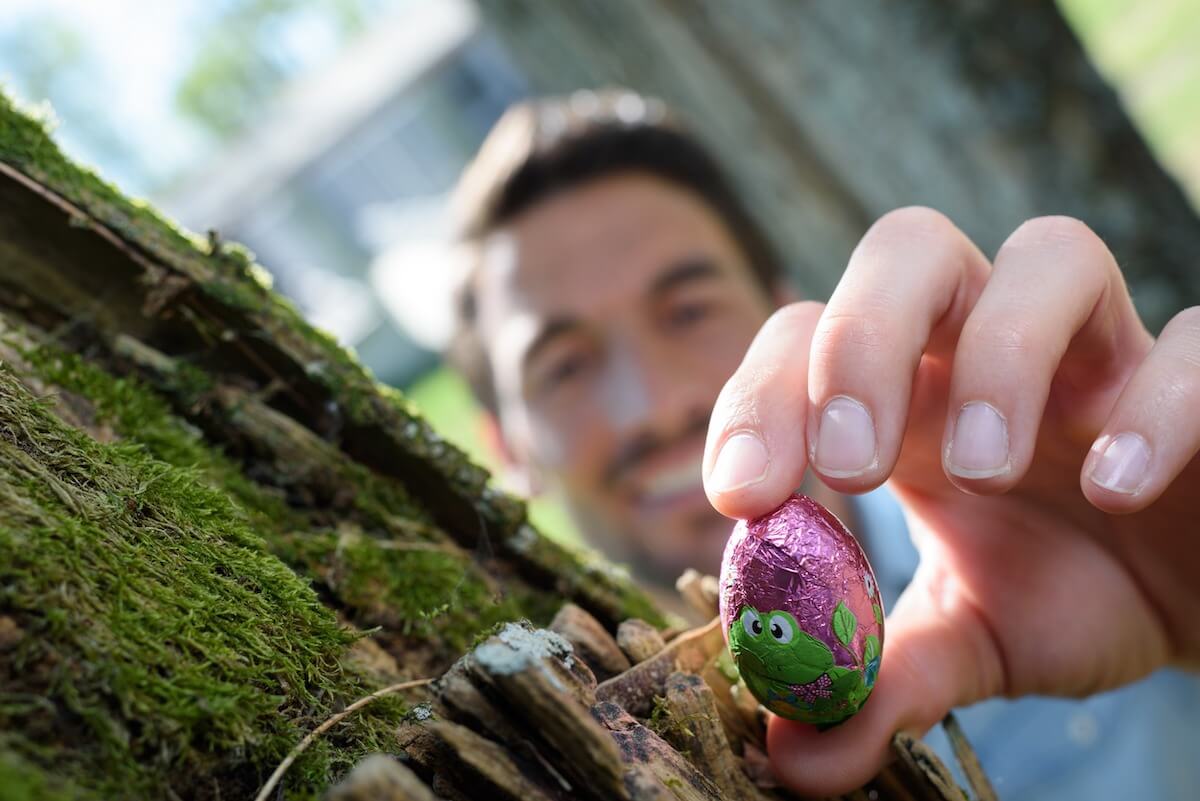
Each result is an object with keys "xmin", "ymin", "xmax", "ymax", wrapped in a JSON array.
[
  {"xmin": 740, "ymin": 607, "xmax": 763, "ymax": 637},
  {"xmin": 767, "ymin": 613, "xmax": 794, "ymax": 644}
]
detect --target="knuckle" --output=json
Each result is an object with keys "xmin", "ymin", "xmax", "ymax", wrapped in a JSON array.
[
  {"xmin": 1005, "ymin": 215, "xmax": 1107, "ymax": 258},
  {"xmin": 712, "ymin": 372, "xmax": 767, "ymax": 432},
  {"xmin": 962, "ymin": 314, "xmax": 1035, "ymax": 360},
  {"xmin": 811, "ymin": 309, "xmax": 889, "ymax": 359},
  {"xmin": 861, "ymin": 206, "xmax": 962, "ymax": 256},
  {"xmin": 1165, "ymin": 304, "xmax": 1200, "ymax": 333},
  {"xmin": 853, "ymin": 207, "xmax": 978, "ymax": 288},
  {"xmin": 873, "ymin": 205, "xmax": 958, "ymax": 239},
  {"xmin": 763, "ymin": 300, "xmax": 822, "ymax": 335},
  {"xmin": 1162, "ymin": 305, "xmax": 1200, "ymax": 372},
  {"xmin": 998, "ymin": 216, "xmax": 1116, "ymax": 292}
]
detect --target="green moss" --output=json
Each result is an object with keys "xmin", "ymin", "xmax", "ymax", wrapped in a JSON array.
[
  {"xmin": 0, "ymin": 743, "xmax": 94, "ymax": 801},
  {"xmin": 14, "ymin": 337, "xmax": 556, "ymax": 657},
  {"xmin": 0, "ymin": 93, "xmax": 214, "ymax": 277},
  {"xmin": 0, "ymin": 365, "xmax": 401, "ymax": 799},
  {"xmin": 16, "ymin": 340, "xmax": 304, "ymax": 536},
  {"xmin": 504, "ymin": 525, "xmax": 666, "ymax": 627},
  {"xmin": 0, "ymin": 88, "xmax": 512, "ymax": 535},
  {"xmin": 0, "ymin": 88, "xmax": 664, "ymax": 631},
  {"xmin": 279, "ymin": 528, "xmax": 552, "ymax": 655}
]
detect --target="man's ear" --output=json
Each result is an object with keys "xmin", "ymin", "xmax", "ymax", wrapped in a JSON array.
[{"xmin": 479, "ymin": 411, "xmax": 543, "ymax": 497}]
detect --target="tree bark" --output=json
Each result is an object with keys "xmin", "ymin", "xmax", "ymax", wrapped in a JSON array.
[{"xmin": 476, "ymin": 0, "xmax": 1200, "ymax": 329}]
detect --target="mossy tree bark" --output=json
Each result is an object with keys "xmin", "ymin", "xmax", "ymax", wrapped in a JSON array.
[
  {"xmin": 0, "ymin": 93, "xmax": 661, "ymax": 799},
  {"xmin": 0, "ymin": 94, "xmax": 988, "ymax": 799}
]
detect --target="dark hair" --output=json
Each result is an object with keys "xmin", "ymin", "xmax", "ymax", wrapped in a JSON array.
[{"xmin": 449, "ymin": 89, "xmax": 783, "ymax": 412}]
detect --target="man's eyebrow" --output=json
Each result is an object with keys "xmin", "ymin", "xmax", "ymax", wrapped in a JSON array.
[
  {"xmin": 649, "ymin": 258, "xmax": 723, "ymax": 297},
  {"xmin": 522, "ymin": 317, "xmax": 583, "ymax": 372}
]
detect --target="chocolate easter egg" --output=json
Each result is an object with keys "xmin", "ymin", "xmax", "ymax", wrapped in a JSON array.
[{"xmin": 718, "ymin": 493, "xmax": 883, "ymax": 725}]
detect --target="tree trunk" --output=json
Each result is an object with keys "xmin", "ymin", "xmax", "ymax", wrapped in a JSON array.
[{"xmin": 476, "ymin": 0, "xmax": 1200, "ymax": 329}]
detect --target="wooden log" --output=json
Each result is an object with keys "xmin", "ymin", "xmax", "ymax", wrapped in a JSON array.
[
  {"xmin": 0, "ymin": 143, "xmax": 665, "ymax": 633},
  {"xmin": 324, "ymin": 754, "xmax": 438, "ymax": 801},
  {"xmin": 414, "ymin": 618, "xmax": 987, "ymax": 801},
  {"xmin": 697, "ymin": 660, "xmax": 758, "ymax": 754},
  {"xmin": 942, "ymin": 713, "xmax": 998, "ymax": 801},
  {"xmin": 621, "ymin": 767, "xmax": 676, "ymax": 800},
  {"xmin": 616, "ymin": 618, "xmax": 667, "ymax": 664},
  {"xmin": 675, "ymin": 570, "xmax": 720, "ymax": 621},
  {"xmin": 886, "ymin": 732, "xmax": 968, "ymax": 801},
  {"xmin": 597, "ymin": 617, "xmax": 724, "ymax": 716},
  {"xmin": 435, "ymin": 654, "xmax": 527, "ymax": 745},
  {"xmin": 659, "ymin": 672, "xmax": 770, "ymax": 801},
  {"xmin": 550, "ymin": 602, "xmax": 632, "ymax": 680},
  {"xmin": 429, "ymin": 719, "xmax": 562, "ymax": 801},
  {"xmin": 592, "ymin": 700, "xmax": 724, "ymax": 801},
  {"xmin": 467, "ymin": 623, "xmax": 631, "ymax": 800}
]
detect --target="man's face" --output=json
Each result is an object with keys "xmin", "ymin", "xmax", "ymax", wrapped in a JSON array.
[{"xmin": 474, "ymin": 173, "xmax": 777, "ymax": 582}]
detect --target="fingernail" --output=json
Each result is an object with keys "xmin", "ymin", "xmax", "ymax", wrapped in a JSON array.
[
  {"xmin": 812, "ymin": 396, "xmax": 877, "ymax": 478},
  {"xmin": 1088, "ymin": 432, "xmax": 1150, "ymax": 494},
  {"xmin": 709, "ymin": 431, "xmax": 769, "ymax": 493},
  {"xmin": 947, "ymin": 402, "xmax": 1010, "ymax": 479}
]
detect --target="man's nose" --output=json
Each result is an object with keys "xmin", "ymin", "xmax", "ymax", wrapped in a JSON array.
[{"xmin": 600, "ymin": 338, "xmax": 696, "ymax": 435}]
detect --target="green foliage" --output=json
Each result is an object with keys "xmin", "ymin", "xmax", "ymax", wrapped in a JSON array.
[
  {"xmin": 175, "ymin": 0, "xmax": 384, "ymax": 141},
  {"xmin": 0, "ymin": 14, "xmax": 147, "ymax": 189}
]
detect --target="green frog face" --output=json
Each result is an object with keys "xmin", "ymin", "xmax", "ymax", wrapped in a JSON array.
[{"xmin": 728, "ymin": 605, "xmax": 834, "ymax": 685}]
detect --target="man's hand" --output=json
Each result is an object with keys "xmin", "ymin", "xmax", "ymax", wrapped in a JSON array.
[{"xmin": 701, "ymin": 207, "xmax": 1200, "ymax": 796}]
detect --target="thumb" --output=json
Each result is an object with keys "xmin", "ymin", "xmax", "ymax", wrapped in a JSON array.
[{"xmin": 766, "ymin": 563, "xmax": 1005, "ymax": 796}]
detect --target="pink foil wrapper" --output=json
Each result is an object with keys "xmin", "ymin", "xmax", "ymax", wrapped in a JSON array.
[{"xmin": 719, "ymin": 493, "xmax": 884, "ymax": 723}]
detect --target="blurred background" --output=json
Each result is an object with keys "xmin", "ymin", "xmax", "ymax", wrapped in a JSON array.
[{"xmin": 3, "ymin": 0, "xmax": 1199, "ymax": 541}]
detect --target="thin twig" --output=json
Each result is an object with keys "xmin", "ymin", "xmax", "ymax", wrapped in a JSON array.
[
  {"xmin": 252, "ymin": 677, "xmax": 433, "ymax": 801},
  {"xmin": 942, "ymin": 712, "xmax": 999, "ymax": 801}
]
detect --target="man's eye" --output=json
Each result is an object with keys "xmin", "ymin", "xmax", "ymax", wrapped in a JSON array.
[
  {"xmin": 543, "ymin": 352, "xmax": 589, "ymax": 389},
  {"xmin": 667, "ymin": 301, "xmax": 712, "ymax": 329}
]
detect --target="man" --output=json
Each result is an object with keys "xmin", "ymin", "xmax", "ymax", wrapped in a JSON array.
[{"xmin": 446, "ymin": 89, "xmax": 1200, "ymax": 797}]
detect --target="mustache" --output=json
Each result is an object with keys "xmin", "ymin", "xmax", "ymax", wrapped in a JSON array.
[{"xmin": 602, "ymin": 412, "xmax": 711, "ymax": 488}]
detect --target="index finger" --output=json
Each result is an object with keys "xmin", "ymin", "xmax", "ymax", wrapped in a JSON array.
[
  {"xmin": 703, "ymin": 301, "xmax": 823, "ymax": 518},
  {"xmin": 705, "ymin": 207, "xmax": 990, "ymax": 519}
]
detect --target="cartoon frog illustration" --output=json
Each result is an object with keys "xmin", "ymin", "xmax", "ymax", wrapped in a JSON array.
[{"xmin": 728, "ymin": 604, "xmax": 878, "ymax": 724}]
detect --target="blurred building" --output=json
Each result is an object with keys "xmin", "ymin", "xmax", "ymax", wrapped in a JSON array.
[{"xmin": 163, "ymin": 0, "xmax": 527, "ymax": 387}]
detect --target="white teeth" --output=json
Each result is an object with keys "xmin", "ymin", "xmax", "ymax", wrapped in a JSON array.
[{"xmin": 641, "ymin": 463, "xmax": 702, "ymax": 502}]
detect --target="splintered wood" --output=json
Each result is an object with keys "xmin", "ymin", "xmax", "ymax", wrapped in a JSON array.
[{"xmin": 332, "ymin": 602, "xmax": 985, "ymax": 801}]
